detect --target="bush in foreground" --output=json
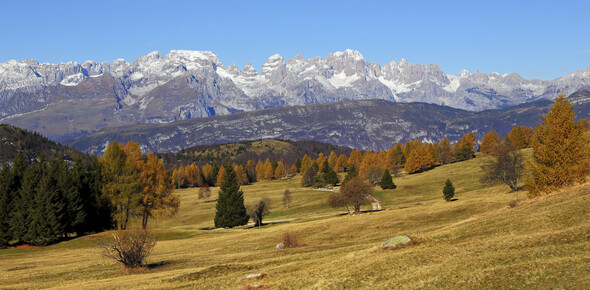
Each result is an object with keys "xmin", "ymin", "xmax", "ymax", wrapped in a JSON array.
[{"xmin": 101, "ymin": 229, "xmax": 156, "ymax": 269}]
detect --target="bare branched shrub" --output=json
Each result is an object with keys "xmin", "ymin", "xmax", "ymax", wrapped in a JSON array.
[
  {"xmin": 198, "ymin": 184, "xmax": 211, "ymax": 201},
  {"xmin": 281, "ymin": 231, "xmax": 302, "ymax": 248},
  {"xmin": 101, "ymin": 229, "xmax": 156, "ymax": 268}
]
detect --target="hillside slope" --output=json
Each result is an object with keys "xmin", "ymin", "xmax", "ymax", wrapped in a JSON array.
[
  {"xmin": 1, "ymin": 153, "xmax": 587, "ymax": 288},
  {"xmin": 0, "ymin": 123, "xmax": 84, "ymax": 163}
]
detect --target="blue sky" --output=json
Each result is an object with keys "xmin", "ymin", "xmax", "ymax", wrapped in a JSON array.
[{"xmin": 1, "ymin": 0, "xmax": 589, "ymax": 80}]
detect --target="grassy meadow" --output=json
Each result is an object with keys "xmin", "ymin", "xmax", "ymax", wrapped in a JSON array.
[{"xmin": 1, "ymin": 152, "xmax": 589, "ymax": 288}]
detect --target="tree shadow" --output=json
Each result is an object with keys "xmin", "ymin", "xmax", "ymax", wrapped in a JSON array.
[{"xmin": 147, "ymin": 260, "xmax": 173, "ymax": 270}]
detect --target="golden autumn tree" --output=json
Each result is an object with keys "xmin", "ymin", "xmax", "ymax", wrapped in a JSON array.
[
  {"xmin": 201, "ymin": 163, "xmax": 213, "ymax": 184},
  {"xmin": 403, "ymin": 140, "xmax": 414, "ymax": 160},
  {"xmin": 404, "ymin": 146, "xmax": 423, "ymax": 174},
  {"xmin": 263, "ymin": 158, "xmax": 274, "ymax": 180},
  {"xmin": 437, "ymin": 137, "xmax": 455, "ymax": 164},
  {"xmin": 300, "ymin": 154, "xmax": 313, "ymax": 172},
  {"xmin": 100, "ymin": 141, "xmax": 141, "ymax": 230},
  {"xmin": 234, "ymin": 164, "xmax": 249, "ymax": 185},
  {"xmin": 139, "ymin": 152, "xmax": 179, "ymax": 229},
  {"xmin": 506, "ymin": 125, "xmax": 534, "ymax": 149},
  {"xmin": 526, "ymin": 95, "xmax": 590, "ymax": 197},
  {"xmin": 454, "ymin": 132, "xmax": 477, "ymax": 161},
  {"xmin": 216, "ymin": 165, "xmax": 226, "ymax": 187},
  {"xmin": 255, "ymin": 160, "xmax": 265, "ymax": 181},
  {"xmin": 479, "ymin": 130, "xmax": 502, "ymax": 155},
  {"xmin": 335, "ymin": 154, "xmax": 348, "ymax": 173},
  {"xmin": 327, "ymin": 151, "xmax": 338, "ymax": 169},
  {"xmin": 290, "ymin": 164, "xmax": 298, "ymax": 176},
  {"xmin": 274, "ymin": 161, "xmax": 287, "ymax": 179},
  {"xmin": 348, "ymin": 149, "xmax": 363, "ymax": 169}
]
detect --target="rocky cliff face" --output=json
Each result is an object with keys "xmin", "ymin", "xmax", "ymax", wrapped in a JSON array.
[{"xmin": 1, "ymin": 50, "xmax": 589, "ymax": 141}]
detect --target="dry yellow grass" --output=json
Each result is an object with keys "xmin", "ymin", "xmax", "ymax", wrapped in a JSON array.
[{"xmin": 1, "ymin": 153, "xmax": 588, "ymax": 288}]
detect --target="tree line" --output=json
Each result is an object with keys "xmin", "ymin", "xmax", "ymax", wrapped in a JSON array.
[
  {"xmin": 0, "ymin": 154, "xmax": 111, "ymax": 246},
  {"xmin": 0, "ymin": 140, "xmax": 181, "ymax": 247}
]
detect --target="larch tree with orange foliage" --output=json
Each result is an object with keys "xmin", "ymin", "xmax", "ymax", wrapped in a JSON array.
[
  {"xmin": 216, "ymin": 166, "xmax": 226, "ymax": 187},
  {"xmin": 274, "ymin": 161, "xmax": 287, "ymax": 179},
  {"xmin": 348, "ymin": 149, "xmax": 363, "ymax": 169},
  {"xmin": 290, "ymin": 164, "xmax": 298, "ymax": 176},
  {"xmin": 479, "ymin": 130, "xmax": 502, "ymax": 155},
  {"xmin": 335, "ymin": 154, "xmax": 348, "ymax": 173},
  {"xmin": 263, "ymin": 158, "xmax": 274, "ymax": 180},
  {"xmin": 454, "ymin": 132, "xmax": 477, "ymax": 161},
  {"xmin": 234, "ymin": 164, "xmax": 249, "ymax": 185},
  {"xmin": 526, "ymin": 94, "xmax": 590, "ymax": 197},
  {"xmin": 437, "ymin": 137, "xmax": 455, "ymax": 164},
  {"xmin": 506, "ymin": 125, "xmax": 534, "ymax": 149},
  {"xmin": 139, "ymin": 152, "xmax": 179, "ymax": 229},
  {"xmin": 327, "ymin": 151, "xmax": 338, "ymax": 169}
]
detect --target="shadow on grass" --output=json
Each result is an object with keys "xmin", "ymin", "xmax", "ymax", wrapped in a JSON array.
[{"xmin": 147, "ymin": 260, "xmax": 174, "ymax": 270}]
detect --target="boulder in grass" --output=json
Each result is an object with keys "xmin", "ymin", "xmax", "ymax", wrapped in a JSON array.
[
  {"xmin": 275, "ymin": 243, "xmax": 285, "ymax": 250},
  {"xmin": 382, "ymin": 235, "xmax": 411, "ymax": 247}
]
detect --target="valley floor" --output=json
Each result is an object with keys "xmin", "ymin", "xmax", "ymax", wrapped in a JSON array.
[{"xmin": 1, "ymin": 153, "xmax": 589, "ymax": 288}]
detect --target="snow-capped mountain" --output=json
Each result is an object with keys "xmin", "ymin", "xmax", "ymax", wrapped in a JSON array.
[{"xmin": 0, "ymin": 49, "xmax": 588, "ymax": 141}]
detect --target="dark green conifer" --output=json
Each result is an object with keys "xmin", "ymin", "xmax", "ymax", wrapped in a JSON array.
[
  {"xmin": 443, "ymin": 179, "xmax": 455, "ymax": 201},
  {"xmin": 209, "ymin": 163, "xmax": 220, "ymax": 186},
  {"xmin": 214, "ymin": 165, "xmax": 249, "ymax": 228},
  {"xmin": 321, "ymin": 160, "xmax": 339, "ymax": 186},
  {"xmin": 380, "ymin": 169, "xmax": 396, "ymax": 189},
  {"xmin": 342, "ymin": 164, "xmax": 358, "ymax": 186},
  {"xmin": 0, "ymin": 164, "xmax": 14, "ymax": 246},
  {"xmin": 10, "ymin": 161, "xmax": 37, "ymax": 244}
]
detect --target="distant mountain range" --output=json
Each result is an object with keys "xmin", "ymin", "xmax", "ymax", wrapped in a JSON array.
[
  {"xmin": 1, "ymin": 50, "xmax": 589, "ymax": 141},
  {"xmin": 66, "ymin": 89, "xmax": 590, "ymax": 154}
]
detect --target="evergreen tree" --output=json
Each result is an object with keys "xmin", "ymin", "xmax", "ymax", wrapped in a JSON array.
[
  {"xmin": 209, "ymin": 163, "xmax": 220, "ymax": 186},
  {"xmin": 380, "ymin": 169, "xmax": 396, "ymax": 189},
  {"xmin": 526, "ymin": 95, "xmax": 590, "ymax": 197},
  {"xmin": 342, "ymin": 164, "xmax": 358, "ymax": 186},
  {"xmin": 443, "ymin": 179, "xmax": 455, "ymax": 201},
  {"xmin": 214, "ymin": 165, "xmax": 249, "ymax": 228},
  {"xmin": 69, "ymin": 158, "xmax": 91, "ymax": 234},
  {"xmin": 321, "ymin": 160, "xmax": 339, "ymax": 186},
  {"xmin": 10, "ymin": 161, "xmax": 36, "ymax": 243},
  {"xmin": 294, "ymin": 158, "xmax": 302, "ymax": 173},
  {"xmin": 0, "ymin": 164, "xmax": 13, "ymax": 246}
]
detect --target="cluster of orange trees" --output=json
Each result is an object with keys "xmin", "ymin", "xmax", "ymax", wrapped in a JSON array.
[{"xmin": 171, "ymin": 125, "xmax": 540, "ymax": 189}]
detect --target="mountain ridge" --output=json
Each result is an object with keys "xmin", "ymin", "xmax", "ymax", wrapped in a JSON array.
[
  {"xmin": 2, "ymin": 50, "xmax": 589, "ymax": 141},
  {"xmin": 68, "ymin": 90, "xmax": 590, "ymax": 154}
]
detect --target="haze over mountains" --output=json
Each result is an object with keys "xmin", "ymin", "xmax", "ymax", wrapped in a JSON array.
[{"xmin": 1, "ymin": 50, "xmax": 589, "ymax": 142}]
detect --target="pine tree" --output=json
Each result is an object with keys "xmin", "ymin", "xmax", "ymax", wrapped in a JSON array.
[
  {"xmin": 321, "ymin": 160, "xmax": 339, "ymax": 186},
  {"xmin": 214, "ymin": 165, "xmax": 249, "ymax": 228},
  {"xmin": 0, "ymin": 164, "xmax": 14, "ymax": 246},
  {"xmin": 443, "ymin": 179, "xmax": 455, "ymax": 201},
  {"xmin": 10, "ymin": 161, "xmax": 36, "ymax": 244},
  {"xmin": 209, "ymin": 163, "xmax": 220, "ymax": 186},
  {"xmin": 342, "ymin": 164, "xmax": 358, "ymax": 186},
  {"xmin": 380, "ymin": 169, "xmax": 396, "ymax": 189},
  {"xmin": 526, "ymin": 94, "xmax": 590, "ymax": 197}
]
